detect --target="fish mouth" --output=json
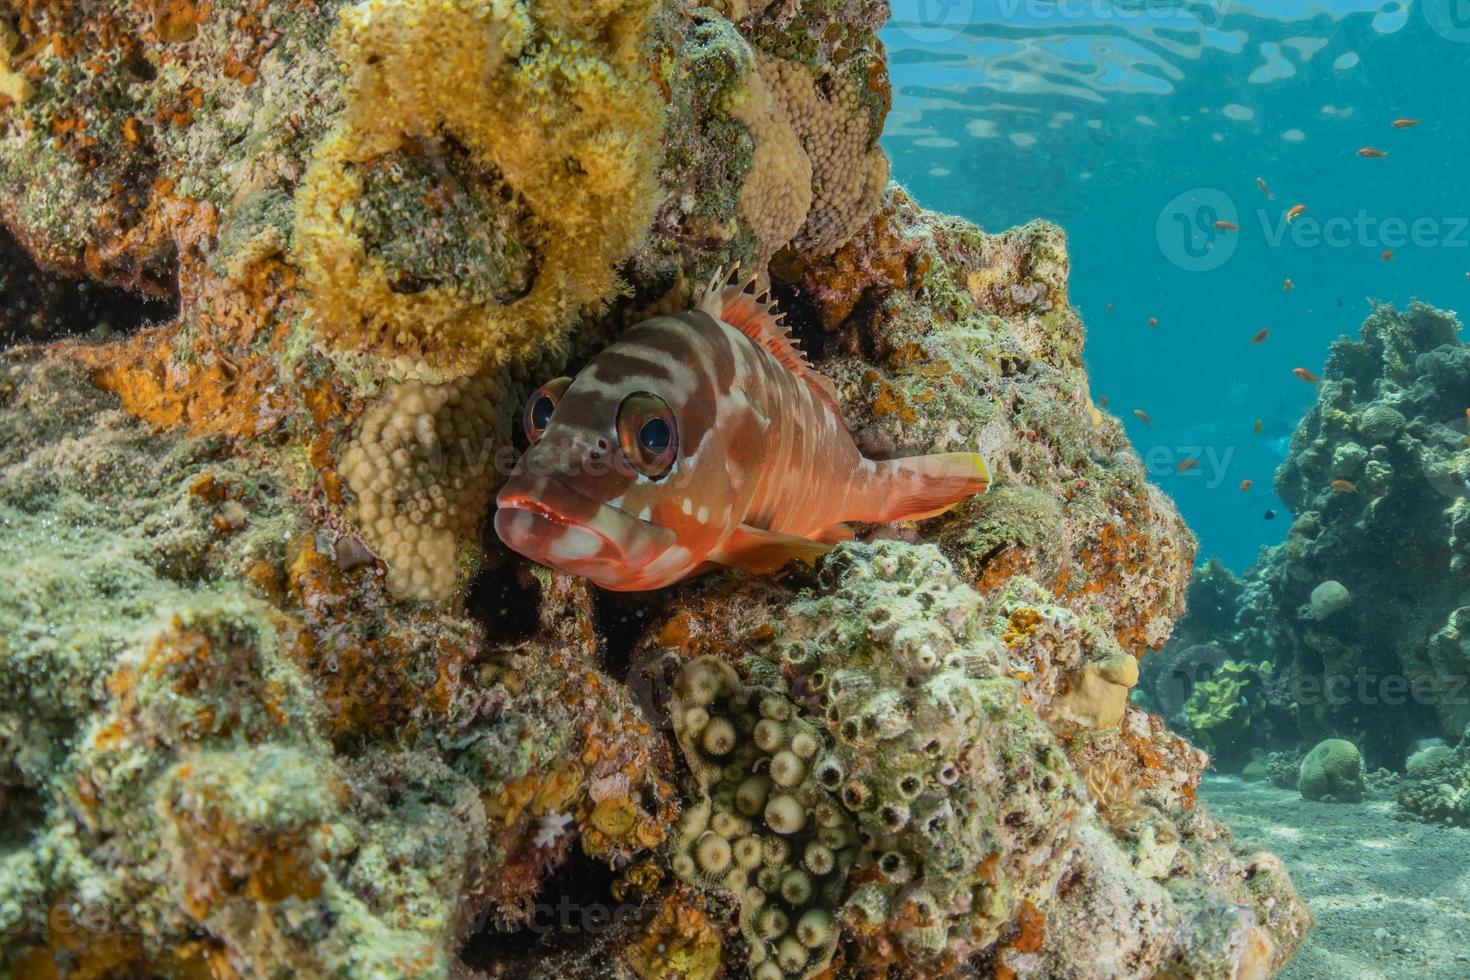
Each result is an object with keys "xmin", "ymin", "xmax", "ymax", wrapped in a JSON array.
[{"xmin": 494, "ymin": 474, "xmax": 674, "ymax": 576}]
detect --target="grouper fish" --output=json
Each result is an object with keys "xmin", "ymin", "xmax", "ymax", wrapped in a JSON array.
[{"xmin": 493, "ymin": 271, "xmax": 990, "ymax": 591}]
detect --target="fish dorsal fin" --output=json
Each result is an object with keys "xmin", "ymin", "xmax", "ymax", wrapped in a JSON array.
[{"xmin": 698, "ymin": 266, "xmax": 842, "ymax": 415}]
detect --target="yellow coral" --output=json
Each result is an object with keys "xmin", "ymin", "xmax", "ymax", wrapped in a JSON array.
[
  {"xmin": 624, "ymin": 892, "xmax": 722, "ymax": 980},
  {"xmin": 726, "ymin": 44, "xmax": 812, "ymax": 266},
  {"xmin": 756, "ymin": 51, "xmax": 888, "ymax": 257},
  {"xmin": 0, "ymin": 21, "xmax": 31, "ymax": 107},
  {"xmin": 705, "ymin": 0, "xmax": 751, "ymax": 19},
  {"xmin": 1052, "ymin": 653, "xmax": 1139, "ymax": 731},
  {"xmin": 292, "ymin": 0, "xmax": 664, "ymax": 381},
  {"xmin": 338, "ymin": 370, "xmax": 512, "ymax": 601}
]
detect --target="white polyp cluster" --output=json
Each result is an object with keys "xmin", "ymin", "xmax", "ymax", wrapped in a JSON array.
[{"xmin": 670, "ymin": 656, "xmax": 853, "ymax": 980}]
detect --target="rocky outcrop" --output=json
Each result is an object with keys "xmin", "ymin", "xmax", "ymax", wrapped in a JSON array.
[
  {"xmin": 1152, "ymin": 303, "xmax": 1468, "ymax": 768},
  {"xmin": 0, "ymin": 1, "xmax": 1308, "ymax": 976}
]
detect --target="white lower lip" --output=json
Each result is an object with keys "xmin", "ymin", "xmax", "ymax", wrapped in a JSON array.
[
  {"xmin": 498, "ymin": 507, "xmax": 611, "ymax": 565},
  {"xmin": 548, "ymin": 526, "xmax": 605, "ymax": 561}
]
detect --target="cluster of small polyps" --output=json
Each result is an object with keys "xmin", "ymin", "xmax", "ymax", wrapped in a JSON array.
[
  {"xmin": 671, "ymin": 656, "xmax": 852, "ymax": 980},
  {"xmin": 339, "ymin": 371, "xmax": 510, "ymax": 601},
  {"xmin": 778, "ymin": 544, "xmax": 1011, "ymax": 956},
  {"xmin": 669, "ymin": 542, "xmax": 1022, "ymax": 977}
]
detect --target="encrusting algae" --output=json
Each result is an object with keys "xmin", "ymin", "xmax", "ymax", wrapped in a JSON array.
[
  {"xmin": 292, "ymin": 0, "xmax": 666, "ymax": 381},
  {"xmin": 0, "ymin": 0, "xmax": 1313, "ymax": 977}
]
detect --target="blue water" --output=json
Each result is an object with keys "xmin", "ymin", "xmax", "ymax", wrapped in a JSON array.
[{"xmin": 882, "ymin": 0, "xmax": 1470, "ymax": 571}]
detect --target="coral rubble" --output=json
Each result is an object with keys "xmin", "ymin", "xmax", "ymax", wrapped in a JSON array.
[{"xmin": 0, "ymin": 0, "xmax": 1309, "ymax": 977}]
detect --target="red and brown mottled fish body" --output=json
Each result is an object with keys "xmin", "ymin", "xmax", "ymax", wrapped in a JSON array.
[{"xmin": 494, "ymin": 272, "xmax": 990, "ymax": 590}]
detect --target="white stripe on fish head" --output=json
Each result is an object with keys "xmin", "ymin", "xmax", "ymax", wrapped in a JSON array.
[{"xmin": 501, "ymin": 313, "xmax": 750, "ymax": 588}]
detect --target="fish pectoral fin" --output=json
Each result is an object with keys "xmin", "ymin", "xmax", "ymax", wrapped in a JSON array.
[
  {"xmin": 712, "ymin": 524, "xmax": 833, "ymax": 575},
  {"xmin": 811, "ymin": 523, "xmax": 854, "ymax": 545}
]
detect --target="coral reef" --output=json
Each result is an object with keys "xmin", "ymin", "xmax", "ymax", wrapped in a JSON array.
[
  {"xmin": 651, "ymin": 542, "xmax": 1305, "ymax": 979},
  {"xmin": 0, "ymin": 0, "xmax": 896, "ymax": 602},
  {"xmin": 290, "ymin": 0, "xmax": 664, "ymax": 378},
  {"xmin": 338, "ymin": 372, "xmax": 512, "ymax": 600},
  {"xmin": 0, "ymin": 352, "xmax": 672, "ymax": 976},
  {"xmin": 1151, "ymin": 302, "xmax": 1469, "ymax": 768},
  {"xmin": 1298, "ymin": 738, "xmax": 1365, "ymax": 803},
  {"xmin": 1181, "ymin": 660, "xmax": 1274, "ymax": 763},
  {"xmin": 1264, "ymin": 750, "xmax": 1304, "ymax": 791},
  {"xmin": 1395, "ymin": 725, "xmax": 1470, "ymax": 826},
  {"xmin": 0, "ymin": 0, "xmax": 1311, "ymax": 976}
]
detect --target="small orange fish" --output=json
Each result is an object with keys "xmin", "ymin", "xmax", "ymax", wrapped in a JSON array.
[
  {"xmin": 1283, "ymin": 277, "xmax": 1295, "ymax": 293},
  {"xmin": 1177, "ymin": 459, "xmax": 1200, "ymax": 474},
  {"xmin": 1256, "ymin": 177, "xmax": 1272, "ymax": 198},
  {"xmin": 1099, "ymin": 394, "xmax": 1109, "ymax": 409},
  {"xmin": 1148, "ymin": 317, "xmax": 1159, "ymax": 328},
  {"xmin": 1134, "ymin": 409, "xmax": 1153, "ymax": 427},
  {"xmin": 1253, "ymin": 418, "xmax": 1264, "ymax": 434},
  {"xmin": 1240, "ymin": 479, "xmax": 1253, "ymax": 492},
  {"xmin": 1214, "ymin": 220, "xmax": 1239, "ymax": 232},
  {"xmin": 1286, "ymin": 204, "xmax": 1307, "ymax": 223},
  {"xmin": 1382, "ymin": 249, "xmax": 1394, "ymax": 262},
  {"xmin": 1392, "ymin": 118, "xmax": 1419, "ymax": 128},
  {"xmin": 1332, "ymin": 479, "xmax": 1358, "ymax": 493},
  {"xmin": 1251, "ymin": 328, "xmax": 1270, "ymax": 345},
  {"xmin": 1293, "ymin": 367, "xmax": 1321, "ymax": 383},
  {"xmin": 1358, "ymin": 147, "xmax": 1388, "ymax": 158}
]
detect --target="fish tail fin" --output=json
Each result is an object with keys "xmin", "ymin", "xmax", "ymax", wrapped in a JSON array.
[{"xmin": 855, "ymin": 452, "xmax": 991, "ymax": 524}]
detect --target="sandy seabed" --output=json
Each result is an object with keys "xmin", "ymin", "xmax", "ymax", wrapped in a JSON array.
[{"xmin": 1200, "ymin": 775, "xmax": 1470, "ymax": 979}]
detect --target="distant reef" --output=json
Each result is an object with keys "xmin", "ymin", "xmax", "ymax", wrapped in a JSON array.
[
  {"xmin": 0, "ymin": 2, "xmax": 1308, "ymax": 977},
  {"xmin": 1142, "ymin": 301, "xmax": 1470, "ymax": 819}
]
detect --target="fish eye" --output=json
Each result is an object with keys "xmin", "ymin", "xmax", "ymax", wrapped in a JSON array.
[
  {"xmin": 639, "ymin": 417, "xmax": 670, "ymax": 451},
  {"xmin": 617, "ymin": 391, "xmax": 678, "ymax": 480},
  {"xmin": 522, "ymin": 377, "xmax": 571, "ymax": 443}
]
